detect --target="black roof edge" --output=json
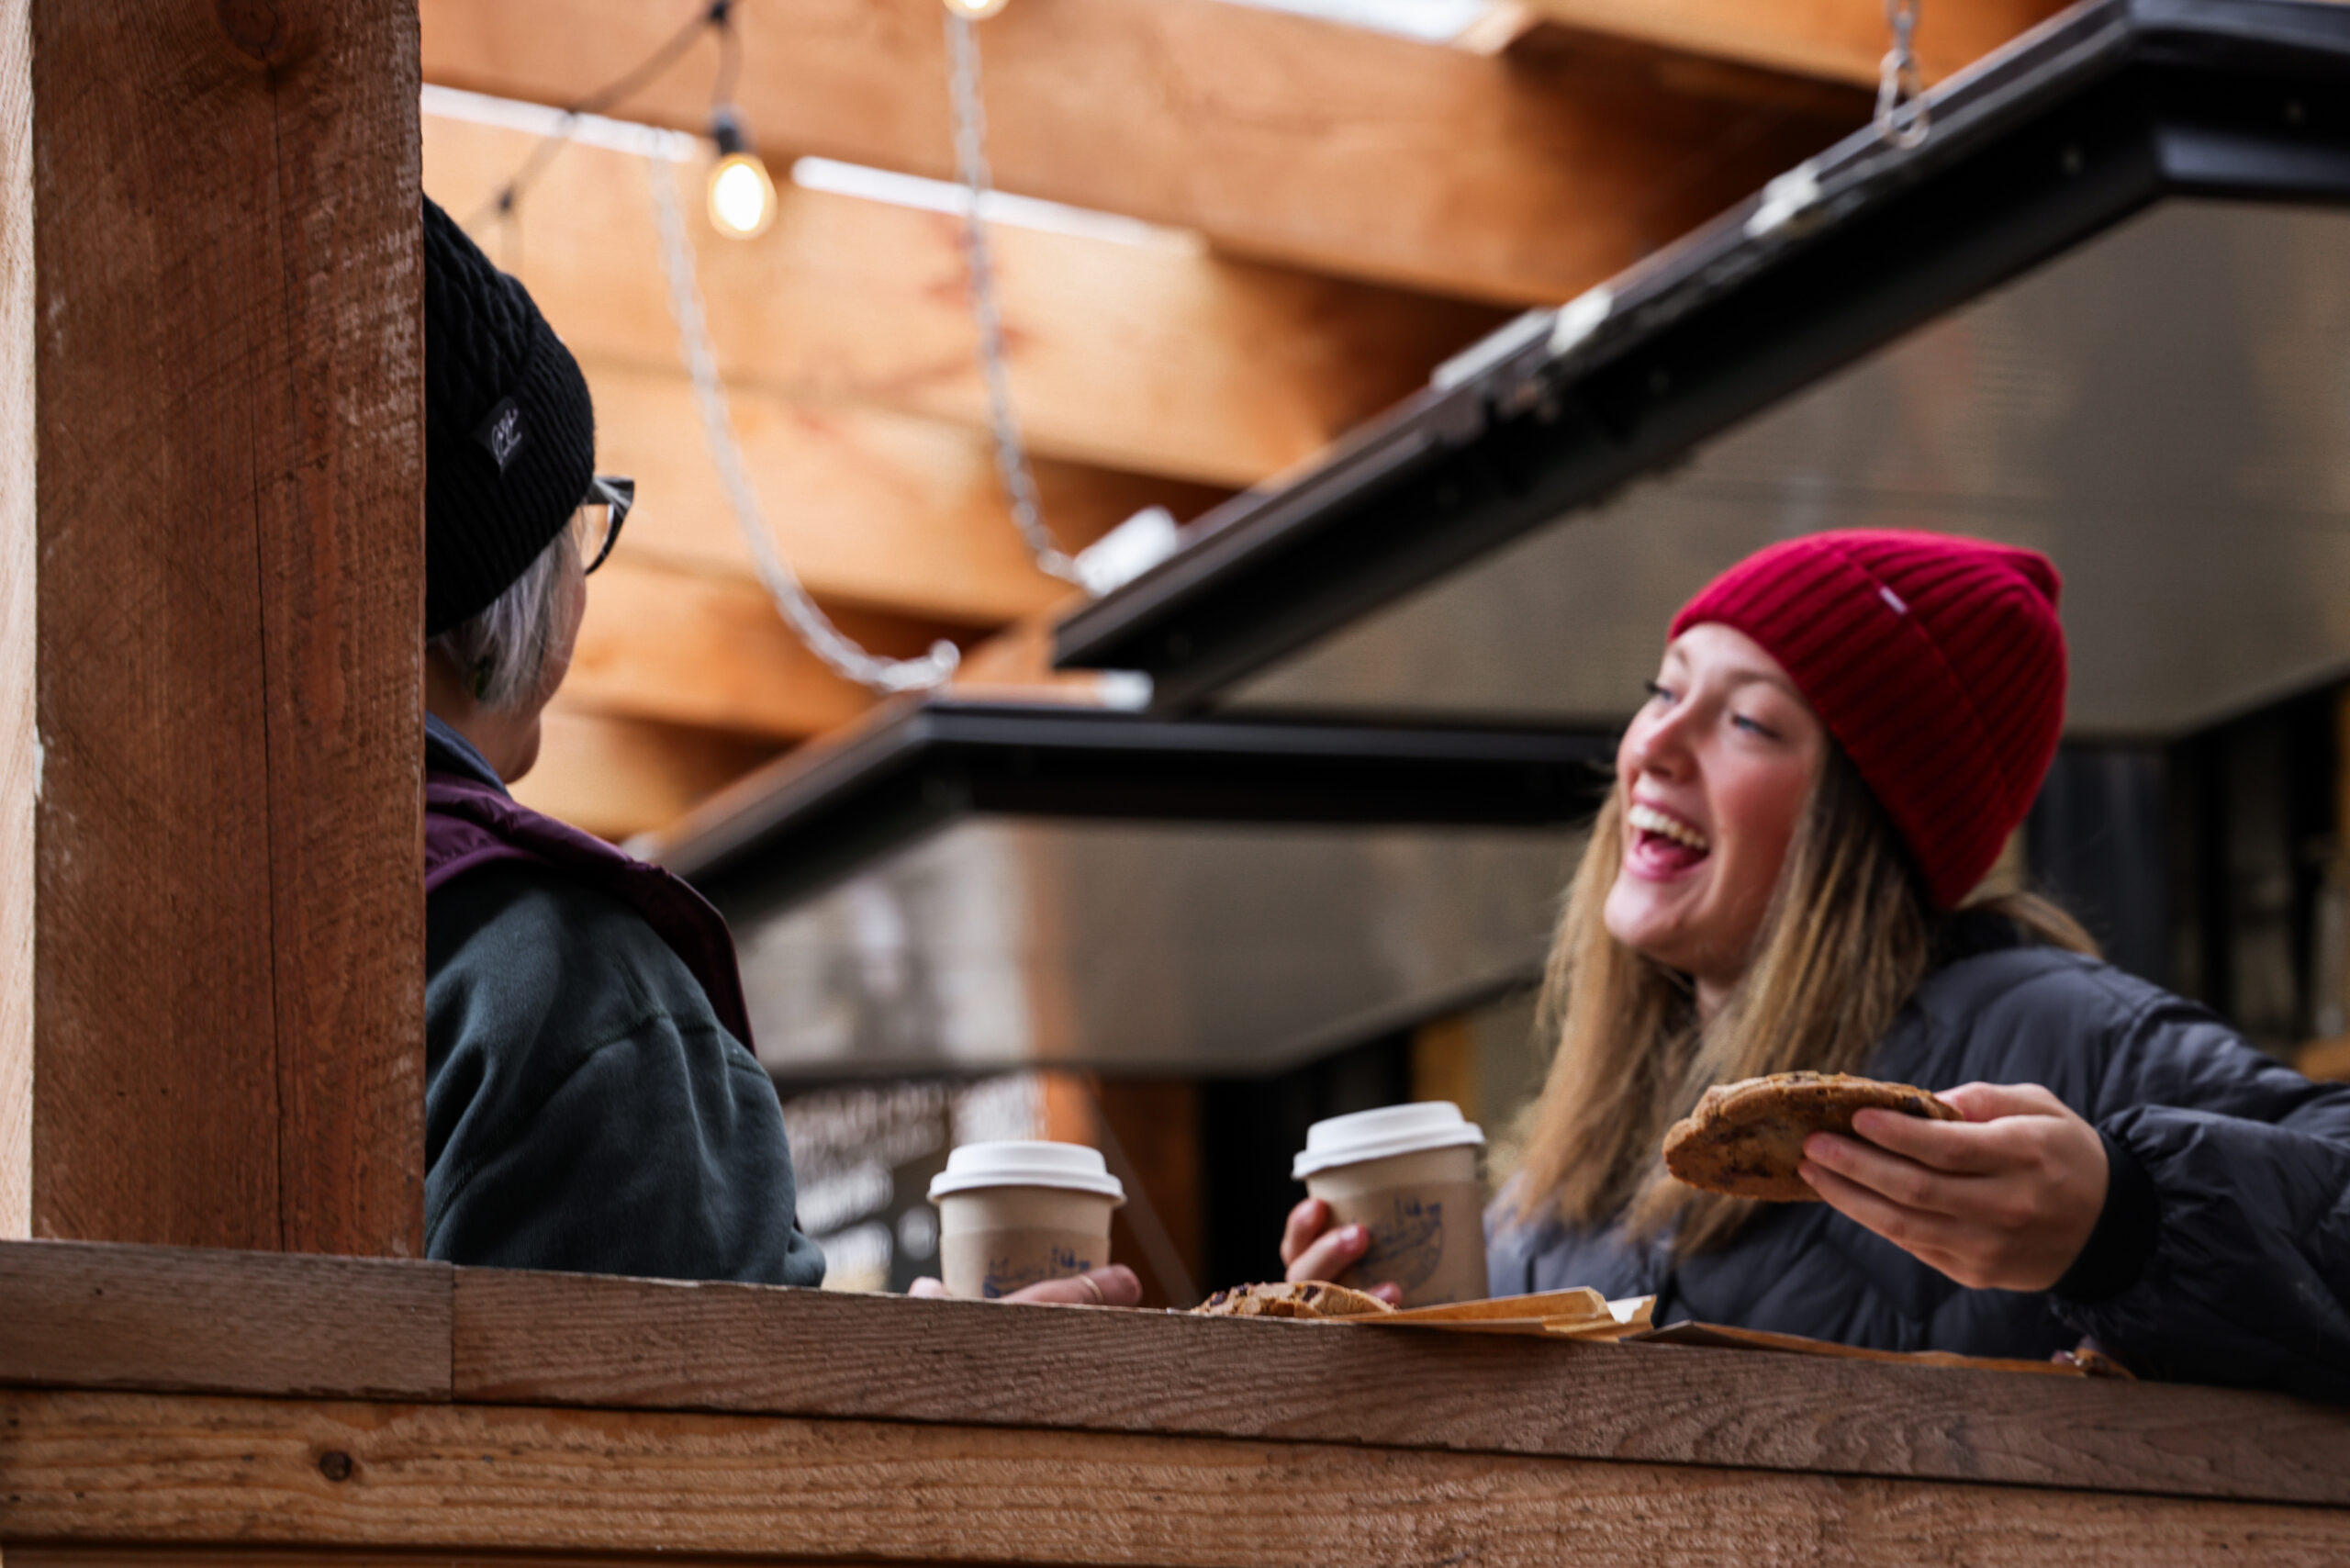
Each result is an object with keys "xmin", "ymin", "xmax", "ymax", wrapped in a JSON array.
[
  {"xmin": 655, "ymin": 700, "xmax": 1616, "ymax": 919},
  {"xmin": 1050, "ymin": 0, "xmax": 2350, "ymax": 707}
]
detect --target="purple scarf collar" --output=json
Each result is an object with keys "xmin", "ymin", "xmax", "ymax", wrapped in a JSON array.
[{"xmin": 425, "ymin": 770, "xmax": 756, "ymax": 1049}]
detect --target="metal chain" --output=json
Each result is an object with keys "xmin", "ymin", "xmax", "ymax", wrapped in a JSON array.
[
  {"xmin": 1876, "ymin": 0, "xmax": 1930, "ymax": 150},
  {"xmin": 646, "ymin": 157, "xmax": 960, "ymax": 695},
  {"xmin": 945, "ymin": 11, "xmax": 1082, "ymax": 585}
]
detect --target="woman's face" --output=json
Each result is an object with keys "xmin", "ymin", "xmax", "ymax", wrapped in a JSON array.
[{"xmin": 1603, "ymin": 623, "xmax": 1826, "ymax": 997}]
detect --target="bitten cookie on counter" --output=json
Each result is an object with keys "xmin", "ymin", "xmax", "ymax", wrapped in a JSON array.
[{"xmin": 1194, "ymin": 1282, "xmax": 1394, "ymax": 1318}]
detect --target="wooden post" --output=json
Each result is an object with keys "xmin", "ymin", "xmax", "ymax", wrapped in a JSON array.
[
  {"xmin": 25, "ymin": 0, "xmax": 424, "ymax": 1253},
  {"xmin": 0, "ymin": 0, "xmax": 32, "ymax": 1242}
]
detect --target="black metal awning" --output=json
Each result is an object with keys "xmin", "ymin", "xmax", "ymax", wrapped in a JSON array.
[
  {"xmin": 1053, "ymin": 0, "xmax": 2350, "ymax": 724},
  {"xmin": 657, "ymin": 0, "xmax": 2350, "ymax": 1076},
  {"xmin": 655, "ymin": 703, "xmax": 1608, "ymax": 1076}
]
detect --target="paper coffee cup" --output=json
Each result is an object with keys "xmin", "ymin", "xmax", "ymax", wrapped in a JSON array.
[
  {"xmin": 1293, "ymin": 1102, "xmax": 1487, "ymax": 1307},
  {"xmin": 928, "ymin": 1141, "xmax": 1125, "ymax": 1300}
]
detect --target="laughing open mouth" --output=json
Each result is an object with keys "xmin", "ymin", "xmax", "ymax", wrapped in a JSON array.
[{"xmin": 1628, "ymin": 801, "xmax": 1712, "ymax": 872}]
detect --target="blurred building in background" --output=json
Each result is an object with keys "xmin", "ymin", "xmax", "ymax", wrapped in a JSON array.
[{"xmin": 419, "ymin": 0, "xmax": 2350, "ymax": 1304}]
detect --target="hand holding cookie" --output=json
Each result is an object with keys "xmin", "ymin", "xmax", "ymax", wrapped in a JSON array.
[{"xmin": 1797, "ymin": 1081, "xmax": 2109, "ymax": 1293}]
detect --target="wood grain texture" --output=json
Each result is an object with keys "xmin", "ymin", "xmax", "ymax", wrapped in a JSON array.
[
  {"xmin": 241, "ymin": 0, "xmax": 426, "ymax": 1262},
  {"xmin": 30, "ymin": 0, "xmax": 424, "ymax": 1253},
  {"xmin": 451, "ymin": 1268, "xmax": 2350, "ymax": 1507},
  {"xmin": 418, "ymin": 0, "xmax": 1850, "ymax": 306},
  {"xmin": 425, "ymin": 113, "xmax": 1494, "ymax": 489},
  {"xmin": 555, "ymin": 558, "xmax": 979, "ymax": 743},
  {"xmin": 4, "ymin": 1388, "xmax": 2347, "ymax": 1565},
  {"xmin": 1092, "ymin": 1079, "xmax": 1203, "ymax": 1310},
  {"xmin": 575, "ymin": 358, "xmax": 1225, "ymax": 626},
  {"xmin": 512, "ymin": 710, "xmax": 783, "ymax": 845},
  {"xmin": 7, "ymin": 1554, "xmax": 894, "ymax": 1568},
  {"xmin": 0, "ymin": 0, "xmax": 31, "ymax": 1244},
  {"xmin": 0, "ymin": 1241, "xmax": 449, "ymax": 1402},
  {"xmin": 1470, "ymin": 7, "xmax": 1877, "ymax": 121},
  {"xmin": 1517, "ymin": 0, "xmax": 2074, "ymax": 89}
]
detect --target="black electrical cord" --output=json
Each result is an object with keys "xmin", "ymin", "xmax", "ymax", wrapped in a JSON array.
[
  {"xmin": 711, "ymin": 4, "xmax": 745, "ymax": 113},
  {"xmin": 464, "ymin": 0, "xmax": 740, "ymax": 232}
]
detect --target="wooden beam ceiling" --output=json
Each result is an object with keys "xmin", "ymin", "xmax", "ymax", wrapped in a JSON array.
[
  {"xmin": 423, "ymin": 113, "xmax": 1504, "ymax": 488},
  {"xmin": 418, "ymin": 0, "xmax": 1853, "ymax": 305},
  {"xmin": 1509, "ymin": 0, "xmax": 2074, "ymax": 91},
  {"xmin": 560, "ymin": 556, "xmax": 973, "ymax": 743},
  {"xmin": 417, "ymin": 0, "xmax": 2031, "ymax": 841},
  {"xmin": 580, "ymin": 357, "xmax": 1227, "ymax": 626},
  {"xmin": 516, "ymin": 709, "xmax": 785, "ymax": 844},
  {"xmin": 426, "ymin": 112, "xmax": 1240, "ymax": 770}
]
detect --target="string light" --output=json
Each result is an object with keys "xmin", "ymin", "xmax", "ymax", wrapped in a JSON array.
[
  {"xmin": 706, "ymin": 106, "xmax": 777, "ymax": 239},
  {"xmin": 648, "ymin": 157, "xmax": 959, "ymax": 694},
  {"xmin": 454, "ymin": 0, "xmax": 989, "ymax": 691}
]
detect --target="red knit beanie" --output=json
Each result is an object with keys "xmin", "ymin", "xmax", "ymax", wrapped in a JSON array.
[{"xmin": 1669, "ymin": 530, "xmax": 2065, "ymax": 909}]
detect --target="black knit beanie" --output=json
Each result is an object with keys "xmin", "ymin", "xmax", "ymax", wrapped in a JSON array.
[{"xmin": 422, "ymin": 195, "xmax": 597, "ymax": 636}]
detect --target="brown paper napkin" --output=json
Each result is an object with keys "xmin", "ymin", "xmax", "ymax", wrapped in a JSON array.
[{"xmin": 1351, "ymin": 1289, "xmax": 1655, "ymax": 1338}]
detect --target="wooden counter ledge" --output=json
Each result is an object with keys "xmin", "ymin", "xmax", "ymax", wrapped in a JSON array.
[{"xmin": 5, "ymin": 1238, "xmax": 2349, "ymax": 1566}]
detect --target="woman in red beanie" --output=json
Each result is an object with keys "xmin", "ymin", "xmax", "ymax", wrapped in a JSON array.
[{"xmin": 1282, "ymin": 530, "xmax": 2350, "ymax": 1394}]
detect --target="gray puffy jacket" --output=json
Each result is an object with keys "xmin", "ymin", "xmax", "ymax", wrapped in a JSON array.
[{"xmin": 1487, "ymin": 916, "xmax": 2350, "ymax": 1396}]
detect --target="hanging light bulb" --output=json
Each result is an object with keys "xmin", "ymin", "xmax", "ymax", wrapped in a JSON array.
[
  {"xmin": 943, "ymin": 0, "xmax": 1009, "ymax": 18},
  {"xmin": 706, "ymin": 106, "xmax": 776, "ymax": 241}
]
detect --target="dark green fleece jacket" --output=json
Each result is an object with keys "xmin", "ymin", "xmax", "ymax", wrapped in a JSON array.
[{"xmin": 423, "ymin": 719, "xmax": 825, "ymax": 1285}]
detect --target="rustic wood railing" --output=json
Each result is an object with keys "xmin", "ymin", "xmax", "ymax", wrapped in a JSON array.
[{"xmin": 4, "ymin": 1238, "xmax": 2348, "ymax": 1564}]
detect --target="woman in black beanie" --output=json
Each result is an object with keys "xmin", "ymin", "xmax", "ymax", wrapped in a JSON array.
[
  {"xmin": 417, "ymin": 197, "xmax": 1139, "ymax": 1302},
  {"xmin": 418, "ymin": 195, "xmax": 828, "ymax": 1283}
]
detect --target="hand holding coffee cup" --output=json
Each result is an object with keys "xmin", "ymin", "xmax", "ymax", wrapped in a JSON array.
[
  {"xmin": 1283, "ymin": 1103, "xmax": 1488, "ymax": 1309},
  {"xmin": 925, "ymin": 1141, "xmax": 1129, "ymax": 1302},
  {"xmin": 907, "ymin": 1268, "xmax": 1140, "ymax": 1306},
  {"xmin": 1281, "ymin": 1198, "xmax": 1400, "ymax": 1304}
]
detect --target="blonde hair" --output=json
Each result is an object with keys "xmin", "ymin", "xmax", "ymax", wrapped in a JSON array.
[{"xmin": 1509, "ymin": 743, "xmax": 2094, "ymax": 1257}]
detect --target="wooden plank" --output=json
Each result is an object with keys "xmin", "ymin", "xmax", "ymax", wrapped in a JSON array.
[
  {"xmin": 1470, "ymin": 8, "xmax": 1879, "ymax": 121},
  {"xmin": 3, "ymin": 1388, "xmax": 2344, "ymax": 1564},
  {"xmin": 1516, "ymin": 0, "xmax": 2074, "ymax": 90},
  {"xmin": 0, "ymin": 0, "xmax": 30, "ymax": 1243},
  {"xmin": 480, "ymin": 117, "xmax": 1478, "ymax": 486},
  {"xmin": 0, "ymin": 1241, "xmax": 450, "ymax": 1403},
  {"xmin": 511, "ymin": 709, "xmax": 784, "ymax": 846},
  {"xmin": 558, "ymin": 556, "xmax": 981, "ymax": 743},
  {"xmin": 6, "ymin": 1554, "xmax": 886, "ymax": 1568},
  {"xmin": 418, "ymin": 0, "xmax": 1852, "ymax": 307},
  {"xmin": 1093, "ymin": 1078, "xmax": 1205, "ymax": 1310},
  {"xmin": 30, "ymin": 0, "xmax": 423, "ymax": 1251},
  {"xmin": 449, "ymin": 1269, "xmax": 2350, "ymax": 1508},
  {"xmin": 578, "ymin": 357, "xmax": 1227, "ymax": 624},
  {"xmin": 423, "ymin": 112, "xmax": 1495, "ymax": 487}
]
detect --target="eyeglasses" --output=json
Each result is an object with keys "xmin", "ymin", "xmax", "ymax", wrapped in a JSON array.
[{"xmin": 576, "ymin": 475, "xmax": 633, "ymax": 576}]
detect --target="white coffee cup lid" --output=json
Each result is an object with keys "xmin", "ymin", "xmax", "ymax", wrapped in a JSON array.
[
  {"xmin": 1292, "ymin": 1102, "xmax": 1485, "ymax": 1180},
  {"xmin": 928, "ymin": 1140, "xmax": 1126, "ymax": 1204}
]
